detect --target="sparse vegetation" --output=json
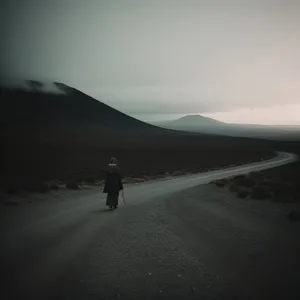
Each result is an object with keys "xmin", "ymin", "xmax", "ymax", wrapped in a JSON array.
[
  {"xmin": 3, "ymin": 199, "xmax": 21, "ymax": 206},
  {"xmin": 66, "ymin": 182, "xmax": 80, "ymax": 190},
  {"xmin": 38, "ymin": 183, "xmax": 49, "ymax": 193},
  {"xmin": 21, "ymin": 182, "xmax": 51, "ymax": 193},
  {"xmin": 237, "ymin": 188, "xmax": 250, "ymax": 199},
  {"xmin": 85, "ymin": 177, "xmax": 96, "ymax": 185},
  {"xmin": 241, "ymin": 177, "xmax": 255, "ymax": 187},
  {"xmin": 49, "ymin": 182, "xmax": 59, "ymax": 190},
  {"xmin": 215, "ymin": 156, "xmax": 300, "ymax": 203},
  {"xmin": 4, "ymin": 186, "xmax": 19, "ymax": 195},
  {"xmin": 287, "ymin": 211, "xmax": 300, "ymax": 221},
  {"xmin": 215, "ymin": 179, "xmax": 228, "ymax": 188},
  {"xmin": 250, "ymin": 186, "xmax": 271, "ymax": 200},
  {"xmin": 133, "ymin": 178, "xmax": 146, "ymax": 183},
  {"xmin": 23, "ymin": 183, "xmax": 38, "ymax": 193},
  {"xmin": 229, "ymin": 183, "xmax": 238, "ymax": 192},
  {"xmin": 172, "ymin": 170, "xmax": 186, "ymax": 176}
]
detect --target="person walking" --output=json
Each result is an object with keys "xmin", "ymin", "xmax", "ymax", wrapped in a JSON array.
[{"xmin": 103, "ymin": 157, "xmax": 124, "ymax": 210}]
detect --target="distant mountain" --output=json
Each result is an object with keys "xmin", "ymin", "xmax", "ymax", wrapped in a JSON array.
[
  {"xmin": 164, "ymin": 114, "xmax": 224, "ymax": 126},
  {"xmin": 152, "ymin": 115, "xmax": 300, "ymax": 141},
  {"xmin": 154, "ymin": 114, "xmax": 224, "ymax": 128}
]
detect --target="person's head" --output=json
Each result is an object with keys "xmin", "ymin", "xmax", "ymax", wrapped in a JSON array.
[{"xmin": 109, "ymin": 157, "xmax": 117, "ymax": 165}]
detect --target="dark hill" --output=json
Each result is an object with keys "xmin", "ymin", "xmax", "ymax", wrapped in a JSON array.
[{"xmin": 0, "ymin": 82, "xmax": 163, "ymax": 132}]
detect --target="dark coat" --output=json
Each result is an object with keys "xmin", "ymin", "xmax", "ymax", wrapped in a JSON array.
[{"xmin": 103, "ymin": 164, "xmax": 123, "ymax": 194}]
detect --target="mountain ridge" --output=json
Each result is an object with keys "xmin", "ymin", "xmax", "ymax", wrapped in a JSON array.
[{"xmin": 152, "ymin": 115, "xmax": 300, "ymax": 141}]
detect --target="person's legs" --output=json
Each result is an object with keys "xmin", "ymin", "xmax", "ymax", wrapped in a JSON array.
[
  {"xmin": 106, "ymin": 193, "xmax": 114, "ymax": 210},
  {"xmin": 113, "ymin": 191, "xmax": 119, "ymax": 209}
]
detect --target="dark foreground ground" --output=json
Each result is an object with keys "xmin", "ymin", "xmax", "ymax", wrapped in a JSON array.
[{"xmin": 1, "ymin": 155, "xmax": 299, "ymax": 300}]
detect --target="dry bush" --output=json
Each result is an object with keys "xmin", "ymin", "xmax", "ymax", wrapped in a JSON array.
[
  {"xmin": 215, "ymin": 179, "xmax": 228, "ymax": 188},
  {"xmin": 287, "ymin": 211, "xmax": 300, "ymax": 221},
  {"xmin": 23, "ymin": 182, "xmax": 39, "ymax": 193},
  {"xmin": 134, "ymin": 178, "xmax": 146, "ymax": 183},
  {"xmin": 49, "ymin": 182, "xmax": 59, "ymax": 190},
  {"xmin": 237, "ymin": 176, "xmax": 255, "ymax": 187},
  {"xmin": 3, "ymin": 185, "xmax": 20, "ymax": 194},
  {"xmin": 250, "ymin": 185, "xmax": 271, "ymax": 200},
  {"xmin": 172, "ymin": 170, "xmax": 186, "ymax": 176},
  {"xmin": 66, "ymin": 182, "xmax": 80, "ymax": 190},
  {"xmin": 85, "ymin": 177, "xmax": 96, "ymax": 185},
  {"xmin": 237, "ymin": 188, "xmax": 250, "ymax": 199},
  {"xmin": 37, "ymin": 183, "xmax": 49, "ymax": 193},
  {"xmin": 229, "ymin": 183, "xmax": 238, "ymax": 192}
]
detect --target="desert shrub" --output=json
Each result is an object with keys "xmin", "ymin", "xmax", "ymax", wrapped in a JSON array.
[
  {"xmin": 250, "ymin": 185, "xmax": 271, "ymax": 200},
  {"xmin": 236, "ymin": 176, "xmax": 255, "ymax": 187},
  {"xmin": 273, "ymin": 182, "xmax": 293, "ymax": 198},
  {"xmin": 287, "ymin": 211, "xmax": 300, "ymax": 221},
  {"xmin": 249, "ymin": 171, "xmax": 259, "ymax": 177},
  {"xmin": 215, "ymin": 179, "xmax": 227, "ymax": 188},
  {"xmin": 66, "ymin": 182, "xmax": 80, "ymax": 190},
  {"xmin": 23, "ymin": 182, "xmax": 38, "ymax": 193},
  {"xmin": 259, "ymin": 178, "xmax": 272, "ymax": 186},
  {"xmin": 233, "ymin": 175, "xmax": 248, "ymax": 186},
  {"xmin": 85, "ymin": 177, "xmax": 96, "ymax": 184},
  {"xmin": 279, "ymin": 171, "xmax": 289, "ymax": 181},
  {"xmin": 237, "ymin": 188, "xmax": 250, "ymax": 199},
  {"xmin": 233, "ymin": 174, "xmax": 246, "ymax": 181},
  {"xmin": 49, "ymin": 182, "xmax": 59, "ymax": 190},
  {"xmin": 154, "ymin": 170, "xmax": 165, "ymax": 176},
  {"xmin": 282, "ymin": 196, "xmax": 296, "ymax": 203},
  {"xmin": 172, "ymin": 170, "xmax": 186, "ymax": 176},
  {"xmin": 244, "ymin": 177, "xmax": 255, "ymax": 187},
  {"xmin": 122, "ymin": 177, "xmax": 134, "ymax": 183},
  {"xmin": 134, "ymin": 178, "xmax": 146, "ymax": 183},
  {"xmin": 38, "ymin": 183, "xmax": 49, "ymax": 193},
  {"xmin": 249, "ymin": 172, "xmax": 263, "ymax": 181},
  {"xmin": 229, "ymin": 183, "xmax": 238, "ymax": 192},
  {"xmin": 151, "ymin": 174, "xmax": 165, "ymax": 179},
  {"xmin": 273, "ymin": 184, "xmax": 284, "ymax": 197},
  {"xmin": 4, "ymin": 185, "xmax": 19, "ymax": 194}
]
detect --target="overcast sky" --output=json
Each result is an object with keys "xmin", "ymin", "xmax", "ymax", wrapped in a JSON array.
[{"xmin": 1, "ymin": 0, "xmax": 300, "ymax": 124}]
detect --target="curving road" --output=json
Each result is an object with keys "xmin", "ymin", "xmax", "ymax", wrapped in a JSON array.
[{"xmin": 1, "ymin": 151, "xmax": 299, "ymax": 299}]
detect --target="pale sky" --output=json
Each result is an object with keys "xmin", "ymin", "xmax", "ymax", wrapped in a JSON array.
[{"xmin": 1, "ymin": 0, "xmax": 300, "ymax": 125}]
